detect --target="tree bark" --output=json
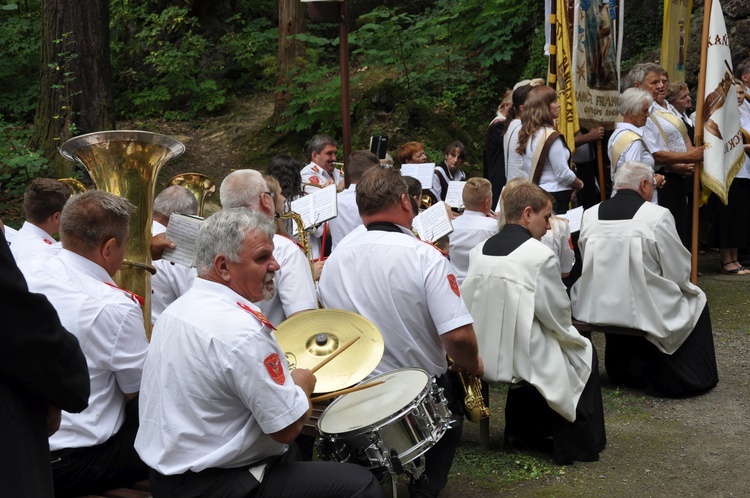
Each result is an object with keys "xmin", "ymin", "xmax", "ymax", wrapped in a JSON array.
[
  {"xmin": 274, "ymin": 0, "xmax": 307, "ymax": 126},
  {"xmin": 31, "ymin": 0, "xmax": 115, "ymax": 177}
]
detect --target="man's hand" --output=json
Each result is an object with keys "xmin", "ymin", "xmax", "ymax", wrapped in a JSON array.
[
  {"xmin": 670, "ymin": 163, "xmax": 695, "ymax": 177},
  {"xmin": 150, "ymin": 233, "xmax": 176, "ymax": 261},
  {"xmin": 46, "ymin": 404, "xmax": 62, "ymax": 436},
  {"xmin": 291, "ymin": 368, "xmax": 316, "ymax": 398}
]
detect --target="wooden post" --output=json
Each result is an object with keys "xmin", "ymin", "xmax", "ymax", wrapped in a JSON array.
[
  {"xmin": 691, "ymin": 0, "xmax": 712, "ymax": 285},
  {"xmin": 339, "ymin": 1, "xmax": 351, "ymax": 187}
]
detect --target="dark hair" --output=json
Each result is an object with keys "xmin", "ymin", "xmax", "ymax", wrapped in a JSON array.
[
  {"xmin": 266, "ymin": 154, "xmax": 303, "ymax": 200},
  {"xmin": 23, "ymin": 178, "xmax": 73, "ymax": 224},
  {"xmin": 402, "ymin": 175, "xmax": 422, "ymax": 215},
  {"xmin": 504, "ymin": 84, "xmax": 534, "ymax": 134},
  {"xmin": 356, "ymin": 167, "xmax": 408, "ymax": 216},
  {"xmin": 443, "ymin": 141, "xmax": 467, "ymax": 161},
  {"xmin": 60, "ymin": 191, "xmax": 136, "ymax": 251},
  {"xmin": 346, "ymin": 150, "xmax": 380, "ymax": 183}
]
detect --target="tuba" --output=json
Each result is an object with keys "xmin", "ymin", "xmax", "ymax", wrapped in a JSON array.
[
  {"xmin": 60, "ymin": 131, "xmax": 185, "ymax": 337},
  {"xmin": 166, "ymin": 172, "xmax": 217, "ymax": 217},
  {"xmin": 58, "ymin": 177, "xmax": 89, "ymax": 194}
]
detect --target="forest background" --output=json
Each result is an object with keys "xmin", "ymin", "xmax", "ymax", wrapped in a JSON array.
[{"xmin": 0, "ymin": 0, "xmax": 748, "ymax": 219}]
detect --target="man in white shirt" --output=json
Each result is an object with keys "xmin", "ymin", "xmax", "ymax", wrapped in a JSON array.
[
  {"xmin": 448, "ymin": 177, "xmax": 498, "ymax": 284},
  {"xmin": 571, "ymin": 161, "xmax": 718, "ymax": 398},
  {"xmin": 135, "ymin": 209, "xmax": 380, "ymax": 498},
  {"xmin": 25, "ymin": 190, "xmax": 150, "ymax": 496},
  {"xmin": 220, "ymin": 169, "xmax": 318, "ymax": 326},
  {"xmin": 151, "ymin": 185, "xmax": 199, "ymax": 323},
  {"xmin": 300, "ymin": 134, "xmax": 345, "ymax": 193},
  {"xmin": 327, "ymin": 150, "xmax": 380, "ymax": 250},
  {"xmin": 319, "ymin": 166, "xmax": 483, "ymax": 498},
  {"xmin": 461, "ymin": 181, "xmax": 605, "ymax": 465},
  {"xmin": 10, "ymin": 178, "xmax": 72, "ymax": 265}
]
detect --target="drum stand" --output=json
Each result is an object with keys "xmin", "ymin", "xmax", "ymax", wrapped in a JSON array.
[{"xmin": 373, "ymin": 457, "xmax": 427, "ymax": 498}]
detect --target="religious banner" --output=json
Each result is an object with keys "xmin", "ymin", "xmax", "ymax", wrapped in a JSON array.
[
  {"xmin": 698, "ymin": 0, "xmax": 743, "ymax": 205},
  {"xmin": 661, "ymin": 0, "xmax": 693, "ymax": 83},
  {"xmin": 572, "ymin": 0, "xmax": 623, "ymax": 130},
  {"xmin": 549, "ymin": 0, "xmax": 579, "ymax": 152}
]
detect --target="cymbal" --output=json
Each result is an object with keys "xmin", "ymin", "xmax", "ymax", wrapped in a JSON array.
[{"xmin": 275, "ymin": 309, "xmax": 384, "ymax": 394}]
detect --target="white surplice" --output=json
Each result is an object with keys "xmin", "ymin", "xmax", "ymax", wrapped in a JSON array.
[{"xmin": 461, "ymin": 238, "xmax": 592, "ymax": 422}]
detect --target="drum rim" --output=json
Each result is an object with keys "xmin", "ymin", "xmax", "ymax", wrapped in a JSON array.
[{"xmin": 316, "ymin": 367, "xmax": 431, "ymax": 437}]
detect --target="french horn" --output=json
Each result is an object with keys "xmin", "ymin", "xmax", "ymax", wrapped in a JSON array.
[{"xmin": 60, "ymin": 131, "xmax": 185, "ymax": 336}]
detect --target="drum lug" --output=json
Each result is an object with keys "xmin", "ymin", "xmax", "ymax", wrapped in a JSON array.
[{"xmin": 389, "ymin": 449, "xmax": 405, "ymax": 475}]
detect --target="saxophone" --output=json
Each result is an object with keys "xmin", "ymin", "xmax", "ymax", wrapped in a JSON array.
[
  {"xmin": 456, "ymin": 368, "xmax": 490, "ymax": 423},
  {"xmin": 276, "ymin": 210, "xmax": 314, "ymax": 276}
]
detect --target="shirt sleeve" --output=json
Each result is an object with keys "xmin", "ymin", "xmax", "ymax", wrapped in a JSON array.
[
  {"xmin": 108, "ymin": 304, "xmax": 149, "ymax": 394},
  {"xmin": 643, "ymin": 118, "xmax": 668, "ymax": 155},
  {"xmin": 549, "ymin": 138, "xmax": 576, "ymax": 186},
  {"xmin": 422, "ymin": 248, "xmax": 474, "ymax": 335},
  {"xmin": 275, "ymin": 241, "xmax": 318, "ymax": 317}
]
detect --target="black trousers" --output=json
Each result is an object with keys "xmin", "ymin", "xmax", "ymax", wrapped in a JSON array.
[
  {"xmin": 51, "ymin": 399, "xmax": 148, "ymax": 497},
  {"xmin": 149, "ymin": 444, "xmax": 382, "ymax": 498}
]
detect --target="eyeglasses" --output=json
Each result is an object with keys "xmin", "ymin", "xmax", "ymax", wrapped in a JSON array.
[{"xmin": 262, "ymin": 191, "xmax": 275, "ymax": 200}]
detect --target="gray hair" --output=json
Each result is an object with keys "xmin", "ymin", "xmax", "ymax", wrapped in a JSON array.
[
  {"xmin": 618, "ymin": 88, "xmax": 653, "ymax": 116},
  {"xmin": 153, "ymin": 185, "xmax": 199, "ymax": 218},
  {"xmin": 614, "ymin": 161, "xmax": 654, "ymax": 191},
  {"xmin": 195, "ymin": 208, "xmax": 276, "ymax": 276},
  {"xmin": 60, "ymin": 190, "xmax": 136, "ymax": 250},
  {"xmin": 626, "ymin": 62, "xmax": 665, "ymax": 89},
  {"xmin": 306, "ymin": 134, "xmax": 337, "ymax": 161},
  {"xmin": 220, "ymin": 169, "xmax": 267, "ymax": 209}
]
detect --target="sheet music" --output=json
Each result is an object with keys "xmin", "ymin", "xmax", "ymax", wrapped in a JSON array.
[
  {"xmin": 400, "ymin": 163, "xmax": 435, "ymax": 190},
  {"xmin": 290, "ymin": 184, "xmax": 338, "ymax": 230},
  {"xmin": 558, "ymin": 205, "xmax": 584, "ymax": 233},
  {"xmin": 413, "ymin": 201, "xmax": 454, "ymax": 243},
  {"xmin": 162, "ymin": 213, "xmax": 204, "ymax": 267},
  {"xmin": 444, "ymin": 181, "xmax": 466, "ymax": 209}
]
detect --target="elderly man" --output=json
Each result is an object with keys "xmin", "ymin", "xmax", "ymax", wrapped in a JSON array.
[
  {"xmin": 24, "ymin": 190, "xmax": 150, "ymax": 496},
  {"xmin": 448, "ymin": 177, "xmax": 498, "ymax": 284},
  {"xmin": 319, "ymin": 166, "xmax": 483, "ymax": 498},
  {"xmin": 10, "ymin": 178, "xmax": 72, "ymax": 265},
  {"xmin": 327, "ymin": 150, "xmax": 380, "ymax": 250},
  {"xmin": 220, "ymin": 169, "xmax": 318, "ymax": 326},
  {"xmin": 461, "ymin": 180, "xmax": 606, "ymax": 465},
  {"xmin": 151, "ymin": 185, "xmax": 199, "ymax": 323},
  {"xmin": 571, "ymin": 161, "xmax": 719, "ymax": 397},
  {"xmin": 135, "ymin": 209, "xmax": 380, "ymax": 497}
]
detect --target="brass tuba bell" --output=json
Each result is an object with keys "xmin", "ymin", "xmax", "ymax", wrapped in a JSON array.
[
  {"xmin": 166, "ymin": 172, "xmax": 217, "ymax": 217},
  {"xmin": 60, "ymin": 131, "xmax": 185, "ymax": 337}
]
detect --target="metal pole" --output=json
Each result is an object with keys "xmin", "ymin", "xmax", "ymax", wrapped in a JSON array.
[{"xmin": 339, "ymin": 0, "xmax": 351, "ymax": 186}]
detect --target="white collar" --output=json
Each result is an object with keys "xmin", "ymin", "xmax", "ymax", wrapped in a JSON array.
[
  {"xmin": 460, "ymin": 210, "xmax": 489, "ymax": 218},
  {"xmin": 20, "ymin": 221, "xmax": 55, "ymax": 242},
  {"xmin": 59, "ymin": 249, "xmax": 116, "ymax": 285}
]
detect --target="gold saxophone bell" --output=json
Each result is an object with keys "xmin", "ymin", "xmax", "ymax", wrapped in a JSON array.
[
  {"xmin": 166, "ymin": 172, "xmax": 217, "ymax": 217},
  {"xmin": 277, "ymin": 210, "xmax": 314, "ymax": 276},
  {"xmin": 420, "ymin": 194, "xmax": 433, "ymax": 211},
  {"xmin": 60, "ymin": 130, "xmax": 185, "ymax": 338},
  {"xmin": 456, "ymin": 368, "xmax": 490, "ymax": 423}
]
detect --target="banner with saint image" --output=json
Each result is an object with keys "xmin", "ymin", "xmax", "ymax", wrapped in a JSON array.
[
  {"xmin": 660, "ymin": 0, "xmax": 693, "ymax": 83},
  {"xmin": 572, "ymin": 0, "xmax": 623, "ymax": 130}
]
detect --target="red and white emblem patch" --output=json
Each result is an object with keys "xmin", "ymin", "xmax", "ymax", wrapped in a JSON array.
[
  {"xmin": 264, "ymin": 353, "xmax": 286, "ymax": 385},
  {"xmin": 447, "ymin": 274, "xmax": 460, "ymax": 297},
  {"xmin": 308, "ymin": 175, "xmax": 320, "ymax": 184}
]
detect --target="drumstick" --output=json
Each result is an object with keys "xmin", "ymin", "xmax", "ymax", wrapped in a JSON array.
[
  {"xmin": 310, "ymin": 380, "xmax": 385, "ymax": 403},
  {"xmin": 310, "ymin": 336, "xmax": 360, "ymax": 374}
]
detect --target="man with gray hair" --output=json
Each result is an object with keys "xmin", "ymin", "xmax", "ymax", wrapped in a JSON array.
[
  {"xmin": 135, "ymin": 209, "xmax": 380, "ymax": 497},
  {"xmin": 151, "ymin": 185, "xmax": 200, "ymax": 323},
  {"xmin": 25, "ymin": 190, "xmax": 150, "ymax": 496},
  {"xmin": 571, "ymin": 161, "xmax": 718, "ymax": 398},
  {"xmin": 220, "ymin": 169, "xmax": 317, "ymax": 326},
  {"xmin": 300, "ymin": 134, "xmax": 344, "ymax": 194}
]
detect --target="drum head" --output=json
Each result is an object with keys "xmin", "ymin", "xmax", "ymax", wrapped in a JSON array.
[{"xmin": 318, "ymin": 368, "xmax": 429, "ymax": 435}]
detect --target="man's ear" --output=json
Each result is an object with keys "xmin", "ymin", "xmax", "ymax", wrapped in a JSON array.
[
  {"xmin": 213, "ymin": 254, "xmax": 232, "ymax": 282},
  {"xmin": 101, "ymin": 237, "xmax": 118, "ymax": 259},
  {"xmin": 401, "ymin": 193, "xmax": 413, "ymax": 213}
]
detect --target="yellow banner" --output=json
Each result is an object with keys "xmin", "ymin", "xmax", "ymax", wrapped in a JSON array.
[
  {"xmin": 550, "ymin": 0, "xmax": 579, "ymax": 152},
  {"xmin": 661, "ymin": 0, "xmax": 693, "ymax": 82}
]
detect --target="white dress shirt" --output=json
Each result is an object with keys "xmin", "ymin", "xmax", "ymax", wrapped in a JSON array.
[
  {"xmin": 448, "ymin": 210, "xmax": 499, "ymax": 284},
  {"xmin": 523, "ymin": 129, "xmax": 576, "ymax": 192},
  {"xmin": 327, "ymin": 184, "xmax": 362, "ymax": 251},
  {"xmin": 151, "ymin": 221, "xmax": 197, "ymax": 323},
  {"xmin": 26, "ymin": 249, "xmax": 148, "ymax": 450},
  {"xmin": 9, "ymin": 221, "xmax": 60, "ymax": 267}
]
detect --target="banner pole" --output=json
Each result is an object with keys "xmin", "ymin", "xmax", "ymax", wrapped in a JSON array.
[{"xmin": 691, "ymin": 0, "xmax": 712, "ymax": 284}]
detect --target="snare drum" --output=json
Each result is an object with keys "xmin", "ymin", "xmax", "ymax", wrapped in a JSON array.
[{"xmin": 316, "ymin": 368, "xmax": 452, "ymax": 472}]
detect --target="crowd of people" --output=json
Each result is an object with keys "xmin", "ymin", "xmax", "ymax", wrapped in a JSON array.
[{"xmin": 9, "ymin": 56, "xmax": 750, "ymax": 497}]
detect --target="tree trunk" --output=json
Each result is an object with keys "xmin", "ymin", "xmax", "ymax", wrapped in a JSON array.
[
  {"xmin": 274, "ymin": 0, "xmax": 307, "ymax": 126},
  {"xmin": 31, "ymin": 0, "xmax": 115, "ymax": 178}
]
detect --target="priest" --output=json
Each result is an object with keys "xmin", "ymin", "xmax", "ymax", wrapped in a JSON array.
[{"xmin": 571, "ymin": 160, "xmax": 718, "ymax": 397}]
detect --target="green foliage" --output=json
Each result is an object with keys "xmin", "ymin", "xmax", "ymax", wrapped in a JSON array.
[
  {"xmin": 0, "ymin": 118, "xmax": 49, "ymax": 199},
  {"xmin": 522, "ymin": 25, "xmax": 549, "ymax": 81},
  {"xmin": 0, "ymin": 1, "xmax": 41, "ymax": 120}
]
